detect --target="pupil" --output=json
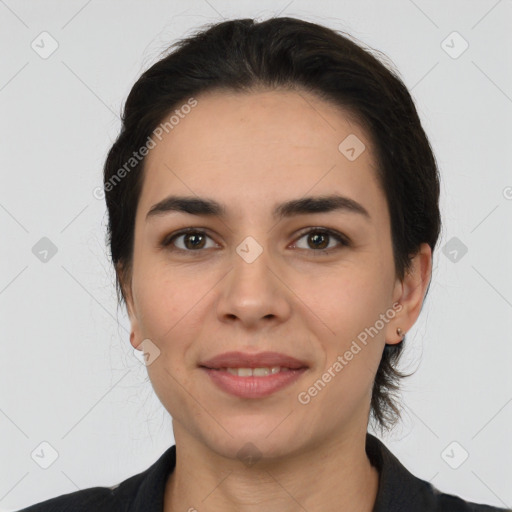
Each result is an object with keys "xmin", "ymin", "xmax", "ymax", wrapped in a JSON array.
[
  {"xmin": 185, "ymin": 233, "xmax": 205, "ymax": 249},
  {"xmin": 310, "ymin": 232, "xmax": 327, "ymax": 249}
]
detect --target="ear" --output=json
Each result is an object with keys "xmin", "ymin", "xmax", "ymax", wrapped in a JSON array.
[
  {"xmin": 385, "ymin": 243, "xmax": 432, "ymax": 345},
  {"xmin": 116, "ymin": 262, "xmax": 141, "ymax": 351}
]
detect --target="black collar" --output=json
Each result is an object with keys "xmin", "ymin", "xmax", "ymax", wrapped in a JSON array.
[{"xmin": 366, "ymin": 432, "xmax": 437, "ymax": 511}]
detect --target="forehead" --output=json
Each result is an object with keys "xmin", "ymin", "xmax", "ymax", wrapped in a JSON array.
[{"xmin": 138, "ymin": 88, "xmax": 385, "ymax": 220}]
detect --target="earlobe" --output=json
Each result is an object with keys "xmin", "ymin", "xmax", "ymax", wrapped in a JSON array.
[
  {"xmin": 130, "ymin": 330, "xmax": 143, "ymax": 351},
  {"xmin": 386, "ymin": 243, "xmax": 432, "ymax": 345},
  {"xmin": 125, "ymin": 295, "xmax": 141, "ymax": 351},
  {"xmin": 384, "ymin": 310, "xmax": 406, "ymax": 346},
  {"xmin": 116, "ymin": 262, "xmax": 140, "ymax": 350},
  {"xmin": 128, "ymin": 308, "xmax": 142, "ymax": 351}
]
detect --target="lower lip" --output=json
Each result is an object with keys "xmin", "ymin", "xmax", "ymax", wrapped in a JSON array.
[{"xmin": 201, "ymin": 367, "xmax": 307, "ymax": 398}]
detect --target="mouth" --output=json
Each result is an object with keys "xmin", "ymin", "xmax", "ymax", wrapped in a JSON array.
[
  {"xmin": 205, "ymin": 366, "xmax": 298, "ymax": 376},
  {"xmin": 199, "ymin": 351, "xmax": 309, "ymax": 398},
  {"xmin": 199, "ymin": 350, "xmax": 309, "ymax": 370}
]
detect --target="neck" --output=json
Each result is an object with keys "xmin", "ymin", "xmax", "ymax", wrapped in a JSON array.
[{"xmin": 164, "ymin": 424, "xmax": 379, "ymax": 512}]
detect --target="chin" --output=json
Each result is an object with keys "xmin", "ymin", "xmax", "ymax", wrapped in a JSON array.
[{"xmin": 199, "ymin": 420, "xmax": 306, "ymax": 463}]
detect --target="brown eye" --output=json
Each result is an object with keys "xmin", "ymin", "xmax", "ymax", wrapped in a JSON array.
[
  {"xmin": 181, "ymin": 232, "xmax": 207, "ymax": 250},
  {"xmin": 162, "ymin": 229, "xmax": 216, "ymax": 252},
  {"xmin": 293, "ymin": 228, "xmax": 349, "ymax": 252},
  {"xmin": 307, "ymin": 231, "xmax": 329, "ymax": 250}
]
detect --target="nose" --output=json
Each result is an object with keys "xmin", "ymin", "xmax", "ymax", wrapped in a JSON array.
[{"xmin": 215, "ymin": 239, "xmax": 292, "ymax": 329}]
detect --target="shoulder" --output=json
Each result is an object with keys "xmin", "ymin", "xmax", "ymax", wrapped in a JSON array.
[
  {"xmin": 15, "ymin": 446, "xmax": 176, "ymax": 512},
  {"xmin": 14, "ymin": 488, "xmax": 120, "ymax": 512},
  {"xmin": 14, "ymin": 473, "xmax": 145, "ymax": 512},
  {"xmin": 416, "ymin": 478, "xmax": 510, "ymax": 512},
  {"xmin": 365, "ymin": 433, "xmax": 510, "ymax": 512},
  {"xmin": 438, "ymin": 493, "xmax": 510, "ymax": 512}
]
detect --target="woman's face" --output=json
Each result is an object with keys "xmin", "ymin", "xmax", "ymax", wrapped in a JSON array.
[{"xmin": 124, "ymin": 89, "xmax": 415, "ymax": 460}]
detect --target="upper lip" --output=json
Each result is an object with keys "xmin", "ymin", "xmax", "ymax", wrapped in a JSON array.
[{"xmin": 199, "ymin": 351, "xmax": 309, "ymax": 369}]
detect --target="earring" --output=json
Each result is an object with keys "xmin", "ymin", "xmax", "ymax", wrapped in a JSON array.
[{"xmin": 396, "ymin": 327, "xmax": 405, "ymax": 340}]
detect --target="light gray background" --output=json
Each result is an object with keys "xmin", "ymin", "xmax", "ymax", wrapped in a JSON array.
[{"xmin": 1, "ymin": 0, "xmax": 511, "ymax": 510}]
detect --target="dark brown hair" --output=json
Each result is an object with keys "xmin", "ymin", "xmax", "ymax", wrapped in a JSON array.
[{"xmin": 103, "ymin": 16, "xmax": 441, "ymax": 432}]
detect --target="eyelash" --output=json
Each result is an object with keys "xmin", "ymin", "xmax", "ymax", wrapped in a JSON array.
[{"xmin": 160, "ymin": 227, "xmax": 350, "ymax": 255}]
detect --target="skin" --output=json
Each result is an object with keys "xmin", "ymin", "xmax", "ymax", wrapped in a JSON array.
[{"xmin": 120, "ymin": 88, "xmax": 432, "ymax": 512}]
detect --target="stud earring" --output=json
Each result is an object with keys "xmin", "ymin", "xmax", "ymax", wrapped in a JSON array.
[{"xmin": 396, "ymin": 327, "xmax": 405, "ymax": 340}]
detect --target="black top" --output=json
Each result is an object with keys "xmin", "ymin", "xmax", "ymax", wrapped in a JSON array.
[{"xmin": 17, "ymin": 433, "xmax": 510, "ymax": 512}]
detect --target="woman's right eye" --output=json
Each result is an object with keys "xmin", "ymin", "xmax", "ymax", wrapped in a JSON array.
[{"xmin": 161, "ymin": 229, "xmax": 217, "ymax": 253}]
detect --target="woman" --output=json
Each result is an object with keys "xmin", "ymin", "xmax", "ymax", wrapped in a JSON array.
[{"xmin": 18, "ymin": 16, "xmax": 509, "ymax": 512}]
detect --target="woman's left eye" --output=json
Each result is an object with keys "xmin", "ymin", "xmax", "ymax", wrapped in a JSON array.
[{"xmin": 292, "ymin": 228, "xmax": 350, "ymax": 252}]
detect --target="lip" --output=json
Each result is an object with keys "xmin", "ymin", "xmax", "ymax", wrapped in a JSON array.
[
  {"xmin": 199, "ymin": 351, "xmax": 309, "ymax": 370},
  {"xmin": 201, "ymin": 367, "xmax": 308, "ymax": 398},
  {"xmin": 199, "ymin": 351, "xmax": 309, "ymax": 399}
]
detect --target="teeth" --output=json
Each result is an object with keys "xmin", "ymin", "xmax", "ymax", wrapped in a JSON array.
[
  {"xmin": 253, "ymin": 367, "xmax": 270, "ymax": 376},
  {"xmin": 224, "ymin": 366, "xmax": 286, "ymax": 377}
]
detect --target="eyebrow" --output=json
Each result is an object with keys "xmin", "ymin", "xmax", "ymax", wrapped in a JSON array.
[{"xmin": 146, "ymin": 194, "xmax": 371, "ymax": 221}]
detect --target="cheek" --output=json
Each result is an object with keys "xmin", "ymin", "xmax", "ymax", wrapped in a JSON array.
[
  {"xmin": 297, "ymin": 263, "xmax": 389, "ymax": 395},
  {"xmin": 131, "ymin": 263, "xmax": 214, "ymax": 388},
  {"xmin": 132, "ymin": 259, "xmax": 204, "ymax": 340},
  {"xmin": 132, "ymin": 271, "xmax": 202, "ymax": 419},
  {"xmin": 299, "ymin": 262, "xmax": 390, "ymax": 340}
]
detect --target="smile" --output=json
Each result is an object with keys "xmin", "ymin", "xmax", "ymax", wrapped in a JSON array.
[
  {"xmin": 201, "ymin": 367, "xmax": 307, "ymax": 398},
  {"xmin": 221, "ymin": 366, "xmax": 290, "ymax": 376}
]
